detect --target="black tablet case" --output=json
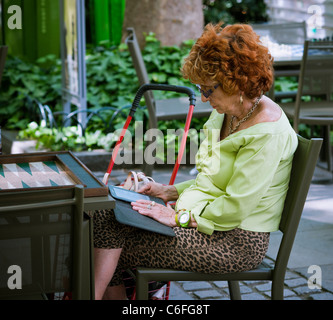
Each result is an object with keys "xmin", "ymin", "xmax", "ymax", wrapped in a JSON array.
[{"xmin": 109, "ymin": 186, "xmax": 175, "ymax": 237}]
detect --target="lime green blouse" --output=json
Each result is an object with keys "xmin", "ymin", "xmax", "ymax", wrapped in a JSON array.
[{"xmin": 174, "ymin": 108, "xmax": 298, "ymax": 235}]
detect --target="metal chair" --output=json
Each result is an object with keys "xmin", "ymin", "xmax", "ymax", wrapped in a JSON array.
[
  {"xmin": 252, "ymin": 21, "xmax": 307, "ymax": 101},
  {"xmin": 0, "ymin": 185, "xmax": 92, "ymax": 300},
  {"xmin": 125, "ymin": 28, "xmax": 211, "ymax": 175},
  {"xmin": 125, "ymin": 28, "xmax": 211, "ymax": 124},
  {"xmin": 282, "ymin": 40, "xmax": 333, "ymax": 172},
  {"xmin": 135, "ymin": 135, "xmax": 323, "ymax": 300}
]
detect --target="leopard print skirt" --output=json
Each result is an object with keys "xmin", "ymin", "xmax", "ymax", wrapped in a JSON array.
[{"xmin": 93, "ymin": 209, "xmax": 270, "ymax": 286}]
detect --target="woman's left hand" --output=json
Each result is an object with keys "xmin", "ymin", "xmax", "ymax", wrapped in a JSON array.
[{"xmin": 131, "ymin": 200, "xmax": 177, "ymax": 227}]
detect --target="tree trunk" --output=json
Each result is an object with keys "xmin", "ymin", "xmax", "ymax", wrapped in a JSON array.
[{"xmin": 122, "ymin": 0, "xmax": 204, "ymax": 48}]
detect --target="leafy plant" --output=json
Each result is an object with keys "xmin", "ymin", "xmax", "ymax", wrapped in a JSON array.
[
  {"xmin": 274, "ymin": 76, "xmax": 298, "ymax": 93},
  {"xmin": 18, "ymin": 121, "xmax": 120, "ymax": 152},
  {"xmin": 85, "ymin": 43, "xmax": 137, "ymax": 108},
  {"xmin": 0, "ymin": 55, "xmax": 62, "ymax": 130},
  {"xmin": 203, "ymin": 0, "xmax": 268, "ymax": 25},
  {"xmin": 3, "ymin": 33, "xmax": 203, "ymax": 155},
  {"xmin": 4, "ymin": 32, "xmax": 330, "ymax": 155},
  {"xmin": 1, "ymin": 33, "xmax": 195, "ymax": 129}
]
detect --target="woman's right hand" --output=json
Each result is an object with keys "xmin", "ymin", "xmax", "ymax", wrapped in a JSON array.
[{"xmin": 137, "ymin": 182, "xmax": 179, "ymax": 203}]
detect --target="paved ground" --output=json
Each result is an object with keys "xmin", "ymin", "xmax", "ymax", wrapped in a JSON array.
[{"xmin": 93, "ymin": 163, "xmax": 333, "ymax": 301}]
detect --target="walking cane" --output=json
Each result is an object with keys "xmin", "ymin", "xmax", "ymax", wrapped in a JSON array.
[{"xmin": 103, "ymin": 84, "xmax": 196, "ymax": 185}]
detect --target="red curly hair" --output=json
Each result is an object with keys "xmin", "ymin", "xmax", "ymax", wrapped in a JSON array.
[{"xmin": 181, "ymin": 23, "xmax": 274, "ymax": 99}]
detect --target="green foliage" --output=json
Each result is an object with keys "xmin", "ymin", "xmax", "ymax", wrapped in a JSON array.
[
  {"xmin": 18, "ymin": 121, "xmax": 119, "ymax": 152},
  {"xmin": 0, "ymin": 55, "xmax": 62, "ymax": 130},
  {"xmin": 1, "ymin": 33, "xmax": 195, "ymax": 127},
  {"xmin": 142, "ymin": 34, "xmax": 195, "ymax": 98},
  {"xmin": 4, "ymin": 32, "xmax": 329, "ymax": 154},
  {"xmin": 85, "ymin": 43, "xmax": 137, "ymax": 108},
  {"xmin": 203, "ymin": 0, "xmax": 268, "ymax": 25},
  {"xmin": 274, "ymin": 76, "xmax": 299, "ymax": 93},
  {"xmin": 2, "ymin": 33, "xmax": 201, "ymax": 153}
]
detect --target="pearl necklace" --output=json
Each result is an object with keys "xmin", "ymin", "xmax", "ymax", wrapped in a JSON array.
[{"xmin": 228, "ymin": 96, "xmax": 262, "ymax": 136}]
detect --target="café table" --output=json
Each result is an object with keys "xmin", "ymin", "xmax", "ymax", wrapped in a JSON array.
[
  {"xmin": 268, "ymin": 43, "xmax": 304, "ymax": 99},
  {"xmin": 268, "ymin": 42, "xmax": 333, "ymax": 100}
]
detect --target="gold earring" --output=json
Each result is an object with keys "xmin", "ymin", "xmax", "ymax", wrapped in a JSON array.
[{"xmin": 240, "ymin": 94, "xmax": 243, "ymax": 105}]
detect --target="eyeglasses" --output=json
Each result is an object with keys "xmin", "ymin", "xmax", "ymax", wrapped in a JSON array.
[{"xmin": 196, "ymin": 84, "xmax": 220, "ymax": 98}]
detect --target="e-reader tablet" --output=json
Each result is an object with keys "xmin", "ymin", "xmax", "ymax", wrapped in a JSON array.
[
  {"xmin": 113, "ymin": 200, "xmax": 176, "ymax": 237},
  {"xmin": 108, "ymin": 185, "xmax": 175, "ymax": 237},
  {"xmin": 109, "ymin": 186, "xmax": 164, "ymax": 205}
]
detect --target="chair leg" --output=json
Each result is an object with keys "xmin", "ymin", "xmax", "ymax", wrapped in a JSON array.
[
  {"xmin": 135, "ymin": 273, "xmax": 149, "ymax": 300},
  {"xmin": 228, "ymin": 281, "xmax": 241, "ymax": 300},
  {"xmin": 271, "ymin": 281, "xmax": 284, "ymax": 300},
  {"xmin": 319, "ymin": 125, "xmax": 332, "ymax": 172},
  {"xmin": 324, "ymin": 125, "xmax": 332, "ymax": 172}
]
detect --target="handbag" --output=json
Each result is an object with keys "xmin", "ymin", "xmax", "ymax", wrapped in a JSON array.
[{"xmin": 121, "ymin": 171, "xmax": 155, "ymax": 192}]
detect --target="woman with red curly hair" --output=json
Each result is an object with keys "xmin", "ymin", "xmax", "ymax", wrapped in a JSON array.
[{"xmin": 93, "ymin": 23, "xmax": 298, "ymax": 300}]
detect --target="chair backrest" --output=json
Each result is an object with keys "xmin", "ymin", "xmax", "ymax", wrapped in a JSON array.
[
  {"xmin": 276, "ymin": 135, "xmax": 322, "ymax": 273},
  {"xmin": 252, "ymin": 21, "xmax": 307, "ymax": 45},
  {"xmin": 293, "ymin": 40, "xmax": 333, "ymax": 128},
  {"xmin": 0, "ymin": 46, "xmax": 8, "ymax": 87},
  {"xmin": 125, "ymin": 28, "xmax": 158, "ymax": 130},
  {"xmin": 0, "ymin": 185, "xmax": 87, "ymax": 299}
]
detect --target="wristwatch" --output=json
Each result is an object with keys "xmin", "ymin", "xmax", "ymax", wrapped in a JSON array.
[{"xmin": 175, "ymin": 209, "xmax": 191, "ymax": 228}]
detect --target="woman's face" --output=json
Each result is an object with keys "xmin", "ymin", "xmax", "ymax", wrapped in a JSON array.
[{"xmin": 198, "ymin": 81, "xmax": 239, "ymax": 116}]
